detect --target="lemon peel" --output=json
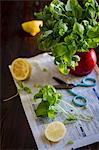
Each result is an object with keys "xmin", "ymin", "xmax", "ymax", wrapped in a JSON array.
[
  {"xmin": 11, "ymin": 58, "xmax": 31, "ymax": 81},
  {"xmin": 21, "ymin": 20, "xmax": 43, "ymax": 36}
]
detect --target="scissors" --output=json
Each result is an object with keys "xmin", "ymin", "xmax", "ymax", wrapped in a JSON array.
[{"xmin": 53, "ymin": 77, "xmax": 96, "ymax": 107}]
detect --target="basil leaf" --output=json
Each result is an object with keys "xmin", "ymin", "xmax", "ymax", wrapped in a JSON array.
[
  {"xmin": 17, "ymin": 81, "xmax": 24, "ymax": 89},
  {"xmin": 87, "ymin": 38, "xmax": 99, "ymax": 48},
  {"xmin": 41, "ymin": 30, "xmax": 53, "ymax": 40},
  {"xmin": 36, "ymin": 101, "xmax": 49, "ymax": 117},
  {"xmin": 87, "ymin": 25, "xmax": 99, "ymax": 38},
  {"xmin": 52, "ymin": 42, "xmax": 68, "ymax": 57},
  {"xmin": 65, "ymin": 0, "xmax": 83, "ymax": 19},
  {"xmin": 48, "ymin": 108, "xmax": 57, "ymax": 119},
  {"xmin": 34, "ymin": 92, "xmax": 43, "ymax": 100},
  {"xmin": 23, "ymin": 86, "xmax": 32, "ymax": 94},
  {"xmin": 72, "ymin": 55, "xmax": 80, "ymax": 62},
  {"xmin": 59, "ymin": 22, "xmax": 68, "ymax": 36},
  {"xmin": 73, "ymin": 22, "xmax": 84, "ymax": 36},
  {"xmin": 58, "ymin": 63, "xmax": 70, "ymax": 75}
]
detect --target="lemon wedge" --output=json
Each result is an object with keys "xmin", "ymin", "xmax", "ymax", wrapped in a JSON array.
[
  {"xmin": 11, "ymin": 58, "xmax": 31, "ymax": 81},
  {"xmin": 45, "ymin": 121, "xmax": 66, "ymax": 142},
  {"xmin": 21, "ymin": 20, "xmax": 43, "ymax": 36}
]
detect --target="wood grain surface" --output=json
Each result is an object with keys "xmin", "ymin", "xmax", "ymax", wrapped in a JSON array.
[{"xmin": 1, "ymin": 1, "xmax": 99, "ymax": 150}]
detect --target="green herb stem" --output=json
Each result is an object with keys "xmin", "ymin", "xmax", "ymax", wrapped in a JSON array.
[
  {"xmin": 61, "ymin": 99, "xmax": 79, "ymax": 113},
  {"xmin": 56, "ymin": 104, "xmax": 70, "ymax": 116},
  {"xmin": 61, "ymin": 100, "xmax": 93, "ymax": 122}
]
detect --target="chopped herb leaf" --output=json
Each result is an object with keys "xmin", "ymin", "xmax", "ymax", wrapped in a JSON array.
[
  {"xmin": 34, "ymin": 83, "xmax": 41, "ymax": 88},
  {"xmin": 42, "ymin": 68, "xmax": 48, "ymax": 72},
  {"xmin": 23, "ymin": 86, "xmax": 32, "ymax": 94},
  {"xmin": 17, "ymin": 81, "xmax": 32, "ymax": 94},
  {"xmin": 67, "ymin": 140, "xmax": 74, "ymax": 144}
]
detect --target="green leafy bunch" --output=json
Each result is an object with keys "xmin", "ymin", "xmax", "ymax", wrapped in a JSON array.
[
  {"xmin": 34, "ymin": 85, "xmax": 62, "ymax": 119},
  {"xmin": 35, "ymin": 0, "xmax": 99, "ymax": 74},
  {"xmin": 34, "ymin": 85, "xmax": 93, "ymax": 123}
]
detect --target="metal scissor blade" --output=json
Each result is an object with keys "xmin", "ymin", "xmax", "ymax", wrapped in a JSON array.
[
  {"xmin": 53, "ymin": 77, "xmax": 67, "ymax": 85},
  {"xmin": 53, "ymin": 84, "xmax": 75, "ymax": 89},
  {"xmin": 53, "ymin": 77, "xmax": 76, "ymax": 89}
]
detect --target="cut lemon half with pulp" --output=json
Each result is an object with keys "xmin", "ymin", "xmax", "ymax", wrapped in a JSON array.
[
  {"xmin": 21, "ymin": 20, "xmax": 43, "ymax": 36},
  {"xmin": 45, "ymin": 121, "xmax": 66, "ymax": 142},
  {"xmin": 11, "ymin": 58, "xmax": 31, "ymax": 81}
]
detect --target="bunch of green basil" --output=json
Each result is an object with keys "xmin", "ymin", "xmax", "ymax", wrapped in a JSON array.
[{"xmin": 35, "ymin": 0, "xmax": 99, "ymax": 75}]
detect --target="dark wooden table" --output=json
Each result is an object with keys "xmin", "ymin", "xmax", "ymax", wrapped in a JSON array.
[{"xmin": 1, "ymin": 1, "xmax": 99, "ymax": 150}]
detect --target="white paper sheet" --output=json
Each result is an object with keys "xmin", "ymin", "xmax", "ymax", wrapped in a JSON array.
[{"xmin": 9, "ymin": 53, "xmax": 99, "ymax": 150}]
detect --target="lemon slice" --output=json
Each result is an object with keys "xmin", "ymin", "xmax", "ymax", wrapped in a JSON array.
[
  {"xmin": 11, "ymin": 58, "xmax": 31, "ymax": 81},
  {"xmin": 45, "ymin": 121, "xmax": 66, "ymax": 142},
  {"xmin": 21, "ymin": 20, "xmax": 43, "ymax": 36}
]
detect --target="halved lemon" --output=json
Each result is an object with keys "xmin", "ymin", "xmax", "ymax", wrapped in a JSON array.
[
  {"xmin": 11, "ymin": 58, "xmax": 31, "ymax": 81},
  {"xmin": 21, "ymin": 20, "xmax": 43, "ymax": 36},
  {"xmin": 45, "ymin": 121, "xmax": 66, "ymax": 142}
]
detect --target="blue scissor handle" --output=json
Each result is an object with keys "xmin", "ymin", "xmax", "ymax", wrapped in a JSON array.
[
  {"xmin": 72, "ymin": 95, "xmax": 87, "ymax": 107},
  {"xmin": 67, "ymin": 89, "xmax": 77, "ymax": 96},
  {"xmin": 76, "ymin": 77, "xmax": 96, "ymax": 87}
]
